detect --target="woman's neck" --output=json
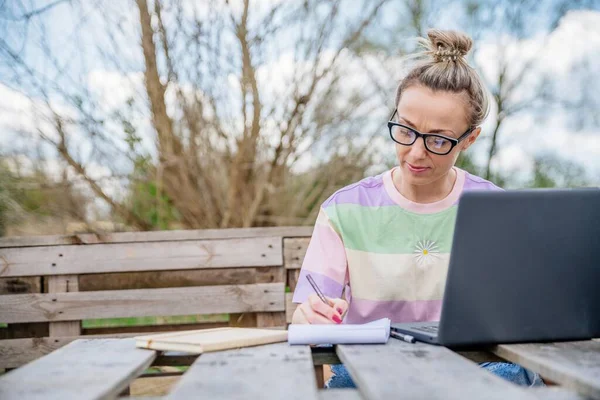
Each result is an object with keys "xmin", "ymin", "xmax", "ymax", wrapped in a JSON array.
[{"xmin": 394, "ymin": 168, "xmax": 457, "ymax": 204}]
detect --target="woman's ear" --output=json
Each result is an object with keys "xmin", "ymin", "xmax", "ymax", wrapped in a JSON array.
[{"xmin": 461, "ymin": 127, "xmax": 481, "ymax": 151}]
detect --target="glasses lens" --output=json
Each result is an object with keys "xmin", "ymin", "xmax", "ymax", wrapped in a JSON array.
[
  {"xmin": 390, "ymin": 125, "xmax": 416, "ymax": 145},
  {"xmin": 425, "ymin": 135, "xmax": 453, "ymax": 154}
]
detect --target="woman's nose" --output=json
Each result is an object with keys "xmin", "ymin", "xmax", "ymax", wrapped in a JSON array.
[{"xmin": 409, "ymin": 137, "xmax": 428, "ymax": 158}]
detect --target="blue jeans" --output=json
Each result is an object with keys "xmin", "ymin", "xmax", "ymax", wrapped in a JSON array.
[{"xmin": 326, "ymin": 362, "xmax": 544, "ymax": 388}]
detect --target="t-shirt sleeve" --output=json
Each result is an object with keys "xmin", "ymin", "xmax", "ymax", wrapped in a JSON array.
[
  {"xmin": 462, "ymin": 171, "xmax": 504, "ymax": 192},
  {"xmin": 292, "ymin": 206, "xmax": 348, "ymax": 304}
]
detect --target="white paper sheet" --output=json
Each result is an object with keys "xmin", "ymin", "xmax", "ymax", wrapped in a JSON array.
[{"xmin": 287, "ymin": 318, "xmax": 391, "ymax": 345}]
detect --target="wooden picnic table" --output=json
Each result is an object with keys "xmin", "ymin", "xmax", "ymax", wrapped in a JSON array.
[{"xmin": 0, "ymin": 337, "xmax": 598, "ymax": 400}]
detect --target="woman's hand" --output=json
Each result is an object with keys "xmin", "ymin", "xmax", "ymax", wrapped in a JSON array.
[{"xmin": 291, "ymin": 294, "xmax": 349, "ymax": 324}]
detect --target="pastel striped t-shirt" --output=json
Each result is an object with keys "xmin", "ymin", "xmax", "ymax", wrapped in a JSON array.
[{"xmin": 292, "ymin": 167, "xmax": 501, "ymax": 324}]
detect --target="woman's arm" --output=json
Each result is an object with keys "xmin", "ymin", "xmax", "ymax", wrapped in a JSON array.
[{"xmin": 291, "ymin": 207, "xmax": 350, "ymax": 324}]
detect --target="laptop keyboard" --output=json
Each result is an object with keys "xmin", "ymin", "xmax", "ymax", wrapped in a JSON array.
[{"xmin": 411, "ymin": 325, "xmax": 439, "ymax": 333}]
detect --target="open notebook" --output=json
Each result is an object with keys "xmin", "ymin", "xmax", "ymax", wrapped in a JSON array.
[
  {"xmin": 135, "ymin": 327, "xmax": 288, "ymax": 353},
  {"xmin": 288, "ymin": 318, "xmax": 391, "ymax": 345}
]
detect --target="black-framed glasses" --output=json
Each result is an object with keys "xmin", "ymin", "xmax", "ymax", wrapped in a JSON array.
[{"xmin": 387, "ymin": 109, "xmax": 474, "ymax": 156}]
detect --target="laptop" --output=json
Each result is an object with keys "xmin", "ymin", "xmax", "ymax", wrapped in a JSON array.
[{"xmin": 391, "ymin": 188, "xmax": 600, "ymax": 347}]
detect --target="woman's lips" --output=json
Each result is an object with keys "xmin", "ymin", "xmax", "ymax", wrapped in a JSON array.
[{"xmin": 406, "ymin": 163, "xmax": 429, "ymax": 173}]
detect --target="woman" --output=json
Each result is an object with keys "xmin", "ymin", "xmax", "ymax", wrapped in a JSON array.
[{"xmin": 291, "ymin": 29, "xmax": 543, "ymax": 388}]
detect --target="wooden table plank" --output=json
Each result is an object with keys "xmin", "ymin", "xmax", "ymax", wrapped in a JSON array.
[
  {"xmin": 319, "ymin": 389, "xmax": 363, "ymax": 400},
  {"xmin": 493, "ymin": 341, "xmax": 600, "ymax": 399},
  {"xmin": 529, "ymin": 387, "xmax": 591, "ymax": 400},
  {"xmin": 337, "ymin": 341, "xmax": 542, "ymax": 400},
  {"xmin": 167, "ymin": 343, "xmax": 319, "ymax": 400},
  {"xmin": 0, "ymin": 334, "xmax": 201, "ymax": 369},
  {"xmin": 0, "ymin": 338, "xmax": 156, "ymax": 400}
]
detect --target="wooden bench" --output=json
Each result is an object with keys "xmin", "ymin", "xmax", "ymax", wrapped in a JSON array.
[{"xmin": 0, "ymin": 227, "xmax": 311, "ymax": 369}]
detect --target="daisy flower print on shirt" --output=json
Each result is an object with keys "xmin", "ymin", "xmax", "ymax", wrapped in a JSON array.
[{"xmin": 414, "ymin": 239, "xmax": 440, "ymax": 266}]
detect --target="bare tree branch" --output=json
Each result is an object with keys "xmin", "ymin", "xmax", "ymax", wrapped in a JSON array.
[{"xmin": 1, "ymin": 0, "xmax": 70, "ymax": 21}]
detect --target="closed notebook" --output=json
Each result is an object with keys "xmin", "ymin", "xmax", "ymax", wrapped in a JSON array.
[
  {"xmin": 135, "ymin": 327, "xmax": 288, "ymax": 353},
  {"xmin": 288, "ymin": 318, "xmax": 391, "ymax": 345}
]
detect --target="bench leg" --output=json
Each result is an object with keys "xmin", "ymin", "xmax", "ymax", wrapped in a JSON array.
[{"xmin": 314, "ymin": 365, "xmax": 324, "ymax": 388}]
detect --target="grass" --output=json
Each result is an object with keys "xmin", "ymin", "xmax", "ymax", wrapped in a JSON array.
[
  {"xmin": 0, "ymin": 314, "xmax": 230, "ymax": 330},
  {"xmin": 83, "ymin": 313, "xmax": 230, "ymax": 329}
]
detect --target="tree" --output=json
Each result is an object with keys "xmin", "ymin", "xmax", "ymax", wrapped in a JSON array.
[
  {"xmin": 464, "ymin": 0, "xmax": 600, "ymax": 181},
  {"xmin": 1, "ymin": 0, "xmax": 392, "ymax": 230},
  {"xmin": 1, "ymin": 0, "xmax": 597, "ymax": 235},
  {"xmin": 529, "ymin": 153, "xmax": 589, "ymax": 188},
  {"xmin": 0, "ymin": 156, "xmax": 90, "ymax": 236}
]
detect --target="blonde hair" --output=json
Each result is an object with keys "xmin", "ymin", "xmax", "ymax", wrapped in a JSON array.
[{"xmin": 395, "ymin": 29, "xmax": 490, "ymax": 127}]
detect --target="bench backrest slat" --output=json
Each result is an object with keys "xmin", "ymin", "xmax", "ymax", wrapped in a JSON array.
[
  {"xmin": 0, "ymin": 283, "xmax": 284, "ymax": 324},
  {"xmin": 0, "ymin": 237, "xmax": 282, "ymax": 277}
]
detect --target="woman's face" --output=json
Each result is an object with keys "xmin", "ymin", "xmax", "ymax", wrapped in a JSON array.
[{"xmin": 394, "ymin": 85, "xmax": 480, "ymax": 187}]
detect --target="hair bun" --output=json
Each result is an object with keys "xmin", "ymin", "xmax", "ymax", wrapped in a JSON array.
[
  {"xmin": 426, "ymin": 29, "xmax": 472, "ymax": 63},
  {"xmin": 395, "ymin": 28, "xmax": 489, "ymax": 128}
]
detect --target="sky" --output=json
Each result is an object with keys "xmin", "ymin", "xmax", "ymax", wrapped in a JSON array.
[
  {"xmin": 471, "ymin": 9, "xmax": 600, "ymax": 184},
  {"xmin": 0, "ymin": 0, "xmax": 599, "ymax": 210}
]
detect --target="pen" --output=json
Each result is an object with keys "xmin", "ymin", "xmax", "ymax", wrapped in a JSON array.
[
  {"xmin": 390, "ymin": 330, "xmax": 416, "ymax": 344},
  {"xmin": 306, "ymin": 274, "xmax": 330, "ymax": 305}
]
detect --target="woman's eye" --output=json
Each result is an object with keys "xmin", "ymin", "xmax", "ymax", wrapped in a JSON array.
[
  {"xmin": 393, "ymin": 126, "xmax": 408, "ymax": 135},
  {"xmin": 391, "ymin": 126, "xmax": 418, "ymax": 144},
  {"xmin": 433, "ymin": 138, "xmax": 448, "ymax": 148}
]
